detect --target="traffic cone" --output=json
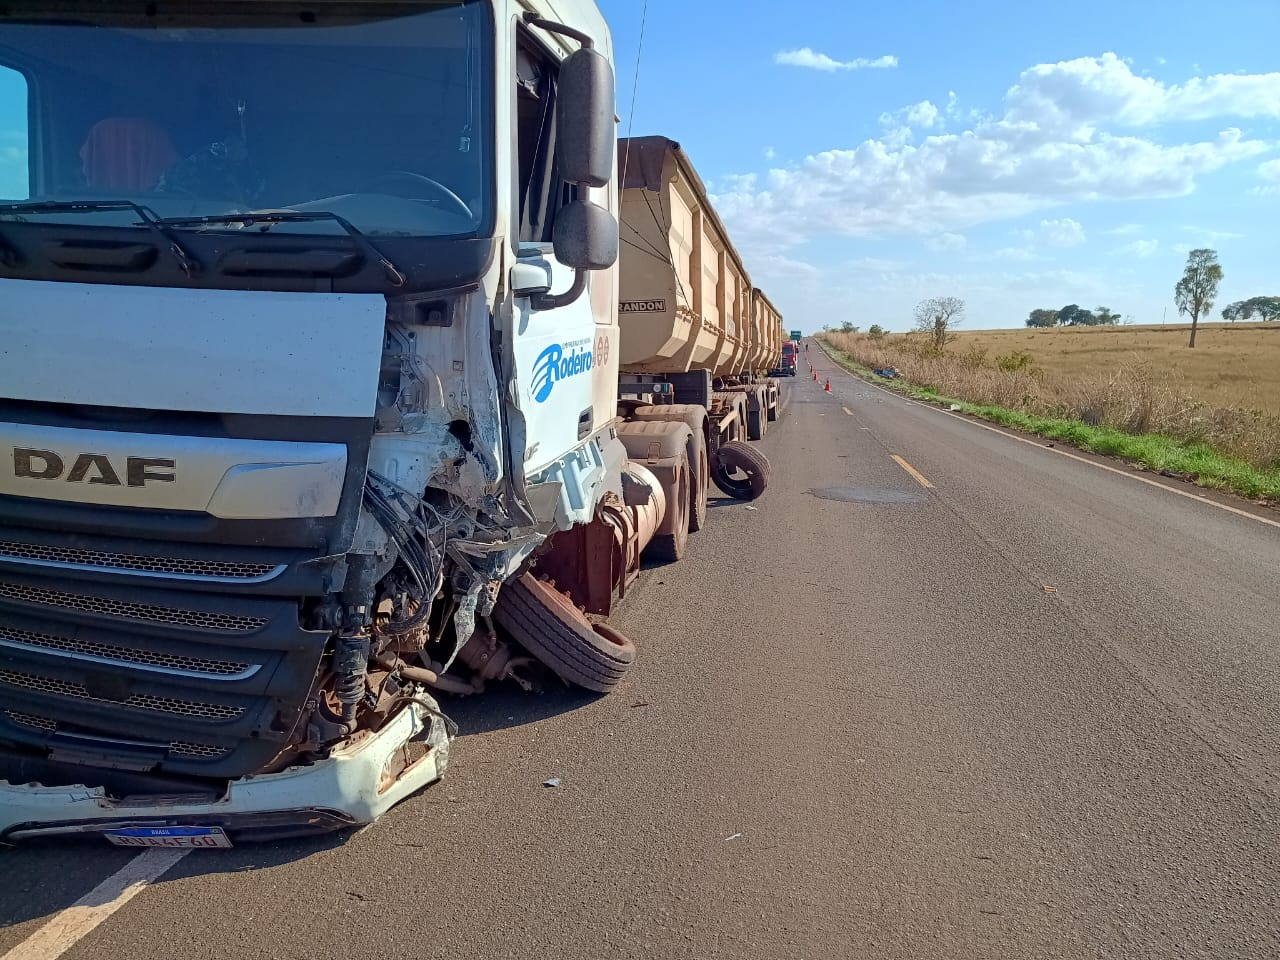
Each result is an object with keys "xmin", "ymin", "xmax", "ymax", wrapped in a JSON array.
[
  {"xmin": 824, "ymin": 378, "xmax": 831, "ymax": 392},
  {"xmin": 813, "ymin": 371, "xmax": 818, "ymax": 381}
]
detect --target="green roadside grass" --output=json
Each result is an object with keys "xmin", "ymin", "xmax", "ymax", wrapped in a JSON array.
[{"xmin": 819, "ymin": 342, "xmax": 1280, "ymax": 503}]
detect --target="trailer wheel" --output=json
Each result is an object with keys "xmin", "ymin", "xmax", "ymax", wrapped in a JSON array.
[
  {"xmin": 688, "ymin": 429, "xmax": 710, "ymax": 533},
  {"xmin": 766, "ymin": 391, "xmax": 779, "ymax": 422},
  {"xmin": 493, "ymin": 573, "xmax": 635, "ymax": 693},
  {"xmin": 746, "ymin": 404, "xmax": 765, "ymax": 441},
  {"xmin": 712, "ymin": 441, "xmax": 770, "ymax": 500},
  {"xmin": 647, "ymin": 455, "xmax": 691, "ymax": 561}
]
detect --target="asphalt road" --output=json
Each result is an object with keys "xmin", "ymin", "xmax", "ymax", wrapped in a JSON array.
[{"xmin": 4, "ymin": 343, "xmax": 1280, "ymax": 959}]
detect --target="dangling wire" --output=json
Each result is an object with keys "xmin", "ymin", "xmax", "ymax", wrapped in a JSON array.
[{"xmin": 618, "ymin": 0, "xmax": 650, "ymax": 190}]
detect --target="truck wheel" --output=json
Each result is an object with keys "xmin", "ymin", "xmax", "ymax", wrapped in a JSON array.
[
  {"xmin": 493, "ymin": 573, "xmax": 636, "ymax": 693},
  {"xmin": 747, "ymin": 405, "xmax": 765, "ymax": 441},
  {"xmin": 712, "ymin": 441, "xmax": 770, "ymax": 500},
  {"xmin": 688, "ymin": 430, "xmax": 709, "ymax": 533},
  {"xmin": 766, "ymin": 391, "xmax": 779, "ymax": 422},
  {"xmin": 647, "ymin": 455, "xmax": 690, "ymax": 561}
]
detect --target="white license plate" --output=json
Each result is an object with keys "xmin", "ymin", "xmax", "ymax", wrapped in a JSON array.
[{"xmin": 104, "ymin": 826, "xmax": 232, "ymax": 848}]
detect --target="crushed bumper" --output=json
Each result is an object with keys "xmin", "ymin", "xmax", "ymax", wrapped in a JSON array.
[{"xmin": 0, "ymin": 698, "xmax": 451, "ymax": 845}]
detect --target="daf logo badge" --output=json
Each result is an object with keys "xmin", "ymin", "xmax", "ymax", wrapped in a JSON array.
[{"xmin": 12, "ymin": 448, "xmax": 176, "ymax": 487}]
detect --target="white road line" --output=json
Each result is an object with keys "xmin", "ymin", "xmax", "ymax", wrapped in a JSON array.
[
  {"xmin": 2, "ymin": 849, "xmax": 189, "ymax": 960},
  {"xmin": 831, "ymin": 360, "xmax": 1280, "ymax": 532}
]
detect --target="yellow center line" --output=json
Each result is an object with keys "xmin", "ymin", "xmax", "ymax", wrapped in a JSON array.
[
  {"xmin": 842, "ymin": 406, "xmax": 854, "ymax": 416},
  {"xmin": 891, "ymin": 454, "xmax": 934, "ymax": 489}
]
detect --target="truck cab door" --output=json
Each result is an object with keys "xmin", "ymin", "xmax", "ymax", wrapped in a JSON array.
[{"xmin": 510, "ymin": 244, "xmax": 599, "ymax": 476}]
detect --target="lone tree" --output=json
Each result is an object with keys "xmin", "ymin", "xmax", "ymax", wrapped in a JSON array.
[
  {"xmin": 1057, "ymin": 303, "xmax": 1093, "ymax": 327},
  {"xmin": 1025, "ymin": 308, "xmax": 1059, "ymax": 328},
  {"xmin": 1174, "ymin": 248, "xmax": 1223, "ymax": 348},
  {"xmin": 913, "ymin": 296, "xmax": 965, "ymax": 350}
]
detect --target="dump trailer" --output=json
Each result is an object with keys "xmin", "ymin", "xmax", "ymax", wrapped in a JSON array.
[
  {"xmin": 615, "ymin": 136, "xmax": 780, "ymax": 504},
  {"xmin": 0, "ymin": 0, "xmax": 786, "ymax": 845}
]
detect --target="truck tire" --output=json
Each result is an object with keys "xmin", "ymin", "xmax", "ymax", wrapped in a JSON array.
[
  {"xmin": 646, "ymin": 454, "xmax": 690, "ymax": 562},
  {"xmin": 493, "ymin": 573, "xmax": 636, "ymax": 693},
  {"xmin": 712, "ymin": 440, "xmax": 770, "ymax": 500},
  {"xmin": 746, "ymin": 404, "xmax": 765, "ymax": 441},
  {"xmin": 688, "ymin": 429, "xmax": 710, "ymax": 533},
  {"xmin": 766, "ymin": 389, "xmax": 779, "ymax": 422}
]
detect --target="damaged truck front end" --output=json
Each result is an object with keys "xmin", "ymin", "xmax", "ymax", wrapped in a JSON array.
[{"xmin": 0, "ymin": 0, "xmax": 618, "ymax": 843}]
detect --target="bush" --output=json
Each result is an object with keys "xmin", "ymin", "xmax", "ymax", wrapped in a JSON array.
[{"xmin": 995, "ymin": 350, "xmax": 1034, "ymax": 372}]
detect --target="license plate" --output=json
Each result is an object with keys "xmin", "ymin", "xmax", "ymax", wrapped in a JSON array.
[{"xmin": 104, "ymin": 826, "xmax": 232, "ymax": 848}]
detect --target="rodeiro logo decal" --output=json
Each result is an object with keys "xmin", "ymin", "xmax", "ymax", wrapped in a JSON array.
[{"xmin": 532, "ymin": 342, "xmax": 593, "ymax": 404}]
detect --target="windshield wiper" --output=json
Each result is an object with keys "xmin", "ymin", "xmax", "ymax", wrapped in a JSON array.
[
  {"xmin": 0, "ymin": 200, "xmax": 200, "ymax": 277},
  {"xmin": 155, "ymin": 211, "xmax": 407, "ymax": 287}
]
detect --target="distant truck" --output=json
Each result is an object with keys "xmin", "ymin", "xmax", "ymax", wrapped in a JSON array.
[{"xmin": 775, "ymin": 341, "xmax": 799, "ymax": 377}]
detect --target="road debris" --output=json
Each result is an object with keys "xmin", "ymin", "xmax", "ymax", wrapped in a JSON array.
[
  {"xmin": 543, "ymin": 778, "xmax": 562, "ymax": 788},
  {"xmin": 724, "ymin": 833, "xmax": 742, "ymax": 841}
]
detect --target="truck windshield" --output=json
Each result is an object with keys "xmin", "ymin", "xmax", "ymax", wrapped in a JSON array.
[{"xmin": 0, "ymin": 1, "xmax": 491, "ymax": 238}]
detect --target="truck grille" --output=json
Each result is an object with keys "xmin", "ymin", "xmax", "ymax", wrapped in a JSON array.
[
  {"xmin": 168, "ymin": 741, "xmax": 232, "ymax": 760},
  {"xmin": 0, "ymin": 581, "xmax": 267, "ymax": 633},
  {"xmin": 0, "ymin": 539, "xmax": 280, "ymax": 582},
  {"xmin": 0, "ymin": 668, "xmax": 244, "ymax": 721},
  {"xmin": 4, "ymin": 711, "xmax": 231, "ymax": 761},
  {"xmin": 0, "ymin": 625, "xmax": 252, "ymax": 677},
  {"xmin": 5, "ymin": 711, "xmax": 56, "ymax": 733}
]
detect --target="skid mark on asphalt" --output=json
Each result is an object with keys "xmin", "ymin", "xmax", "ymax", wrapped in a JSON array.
[
  {"xmin": 891, "ymin": 455, "xmax": 934, "ymax": 489},
  {"xmin": 1, "ymin": 850, "xmax": 188, "ymax": 960}
]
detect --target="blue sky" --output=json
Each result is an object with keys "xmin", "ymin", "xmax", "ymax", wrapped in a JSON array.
[
  {"xmin": 3, "ymin": 3, "xmax": 1278, "ymax": 332},
  {"xmin": 601, "ymin": 0, "xmax": 1280, "ymax": 332}
]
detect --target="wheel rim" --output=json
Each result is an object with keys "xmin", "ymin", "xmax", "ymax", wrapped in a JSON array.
[{"xmin": 527, "ymin": 576, "xmax": 592, "ymax": 629}]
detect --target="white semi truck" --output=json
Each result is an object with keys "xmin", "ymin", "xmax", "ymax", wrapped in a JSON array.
[{"xmin": 0, "ymin": 0, "xmax": 783, "ymax": 845}]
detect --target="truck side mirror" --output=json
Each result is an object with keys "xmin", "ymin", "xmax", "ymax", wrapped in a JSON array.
[
  {"xmin": 557, "ymin": 48, "xmax": 615, "ymax": 188},
  {"xmin": 553, "ymin": 199, "xmax": 617, "ymax": 271}
]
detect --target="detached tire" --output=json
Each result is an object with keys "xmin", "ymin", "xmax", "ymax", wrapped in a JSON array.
[
  {"xmin": 493, "ymin": 573, "xmax": 635, "ymax": 693},
  {"xmin": 711, "ymin": 441, "xmax": 771, "ymax": 501}
]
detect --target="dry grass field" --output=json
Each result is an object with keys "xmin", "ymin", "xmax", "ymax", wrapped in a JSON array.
[
  {"xmin": 949, "ymin": 323, "xmax": 1280, "ymax": 412},
  {"xmin": 822, "ymin": 323, "xmax": 1280, "ymax": 476}
]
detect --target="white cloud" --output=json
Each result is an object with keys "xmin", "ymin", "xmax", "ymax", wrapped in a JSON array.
[
  {"xmin": 880, "ymin": 100, "xmax": 942, "ymax": 132},
  {"xmin": 848, "ymin": 256, "xmax": 908, "ymax": 273},
  {"xmin": 1030, "ymin": 217, "xmax": 1087, "ymax": 247},
  {"xmin": 1180, "ymin": 226, "xmax": 1244, "ymax": 242},
  {"xmin": 1156, "ymin": 57, "xmax": 1168, "ymax": 66},
  {"xmin": 906, "ymin": 101, "xmax": 941, "ymax": 128},
  {"xmin": 1106, "ymin": 223, "xmax": 1144, "ymax": 235},
  {"xmin": 1116, "ymin": 239, "xmax": 1159, "ymax": 258},
  {"xmin": 774, "ymin": 48, "xmax": 898, "ymax": 72},
  {"xmin": 752, "ymin": 253, "xmax": 821, "ymax": 280},
  {"xmin": 712, "ymin": 55, "xmax": 1271, "ymax": 258},
  {"xmin": 925, "ymin": 232, "xmax": 967, "ymax": 252},
  {"xmin": 992, "ymin": 247, "xmax": 1042, "ymax": 261},
  {"xmin": 764, "ymin": 146, "xmax": 776, "ymax": 161},
  {"xmin": 1259, "ymin": 158, "xmax": 1280, "ymax": 181},
  {"xmin": 1005, "ymin": 52, "xmax": 1280, "ymax": 140}
]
